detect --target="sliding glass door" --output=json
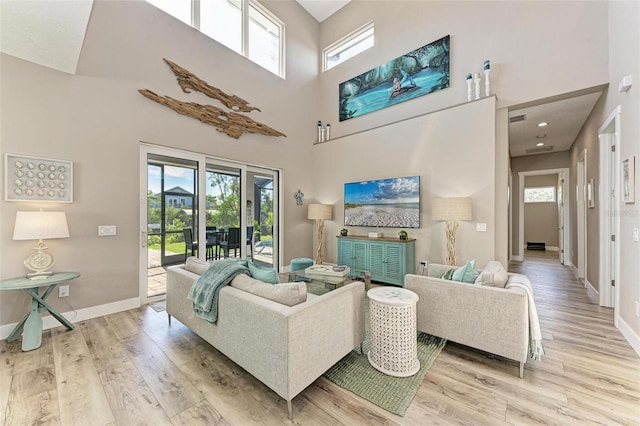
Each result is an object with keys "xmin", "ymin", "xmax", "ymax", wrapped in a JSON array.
[{"xmin": 140, "ymin": 144, "xmax": 281, "ymax": 304}]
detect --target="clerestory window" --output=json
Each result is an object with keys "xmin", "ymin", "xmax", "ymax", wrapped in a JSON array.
[
  {"xmin": 147, "ymin": 0, "xmax": 285, "ymax": 78},
  {"xmin": 323, "ymin": 21, "xmax": 374, "ymax": 71}
]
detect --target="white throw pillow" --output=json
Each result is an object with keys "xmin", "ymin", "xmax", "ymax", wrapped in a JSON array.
[
  {"xmin": 230, "ymin": 274, "xmax": 307, "ymax": 306},
  {"xmin": 475, "ymin": 260, "xmax": 508, "ymax": 288},
  {"xmin": 185, "ymin": 256, "xmax": 214, "ymax": 275}
]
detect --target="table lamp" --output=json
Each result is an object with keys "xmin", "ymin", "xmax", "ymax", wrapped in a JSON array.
[
  {"xmin": 13, "ymin": 210, "xmax": 70, "ymax": 279},
  {"xmin": 431, "ymin": 197, "xmax": 472, "ymax": 266},
  {"xmin": 307, "ymin": 204, "xmax": 332, "ymax": 265}
]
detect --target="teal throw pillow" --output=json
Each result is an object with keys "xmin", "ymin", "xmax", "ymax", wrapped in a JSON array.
[
  {"xmin": 451, "ymin": 260, "xmax": 479, "ymax": 283},
  {"xmin": 440, "ymin": 269, "xmax": 455, "ymax": 280},
  {"xmin": 248, "ymin": 260, "xmax": 279, "ymax": 284}
]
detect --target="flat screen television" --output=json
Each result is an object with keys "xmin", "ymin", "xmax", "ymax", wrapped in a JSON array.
[{"xmin": 344, "ymin": 176, "xmax": 420, "ymax": 228}]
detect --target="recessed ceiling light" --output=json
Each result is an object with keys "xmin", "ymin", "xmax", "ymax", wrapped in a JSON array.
[
  {"xmin": 536, "ymin": 142, "xmax": 545, "ymax": 147},
  {"xmin": 536, "ymin": 134, "xmax": 547, "ymax": 139},
  {"xmin": 537, "ymin": 122, "xmax": 548, "ymax": 127}
]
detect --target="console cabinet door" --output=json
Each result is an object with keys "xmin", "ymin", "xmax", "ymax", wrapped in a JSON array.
[
  {"xmin": 368, "ymin": 243, "xmax": 385, "ymax": 281},
  {"xmin": 384, "ymin": 243, "xmax": 404, "ymax": 285},
  {"xmin": 353, "ymin": 241, "xmax": 368, "ymax": 276}
]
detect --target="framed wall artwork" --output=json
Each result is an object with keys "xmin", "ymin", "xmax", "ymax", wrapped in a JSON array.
[
  {"xmin": 622, "ymin": 155, "xmax": 635, "ymax": 204},
  {"xmin": 339, "ymin": 35, "xmax": 450, "ymax": 122},
  {"xmin": 587, "ymin": 178, "xmax": 595, "ymax": 208},
  {"xmin": 4, "ymin": 154, "xmax": 73, "ymax": 203}
]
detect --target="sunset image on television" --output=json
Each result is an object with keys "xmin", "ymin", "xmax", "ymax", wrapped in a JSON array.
[{"xmin": 344, "ymin": 176, "xmax": 420, "ymax": 228}]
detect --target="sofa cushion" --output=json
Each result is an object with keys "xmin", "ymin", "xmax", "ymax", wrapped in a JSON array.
[
  {"xmin": 452, "ymin": 259, "xmax": 479, "ymax": 283},
  {"xmin": 248, "ymin": 260, "xmax": 280, "ymax": 284},
  {"xmin": 185, "ymin": 256, "xmax": 214, "ymax": 275},
  {"xmin": 230, "ymin": 274, "xmax": 307, "ymax": 306},
  {"xmin": 475, "ymin": 260, "xmax": 509, "ymax": 288}
]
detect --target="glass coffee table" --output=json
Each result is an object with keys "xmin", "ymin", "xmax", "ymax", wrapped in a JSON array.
[{"xmin": 290, "ymin": 268, "xmax": 352, "ymax": 293}]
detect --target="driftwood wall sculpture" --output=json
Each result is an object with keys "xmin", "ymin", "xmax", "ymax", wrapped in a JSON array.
[{"xmin": 139, "ymin": 58, "xmax": 285, "ymax": 139}]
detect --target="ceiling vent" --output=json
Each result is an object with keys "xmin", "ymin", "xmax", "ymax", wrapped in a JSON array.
[
  {"xmin": 509, "ymin": 114, "xmax": 527, "ymax": 123},
  {"xmin": 525, "ymin": 145, "xmax": 554, "ymax": 154}
]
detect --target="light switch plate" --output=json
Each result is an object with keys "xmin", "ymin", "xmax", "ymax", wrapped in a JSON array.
[
  {"xmin": 633, "ymin": 228, "xmax": 639, "ymax": 242},
  {"xmin": 476, "ymin": 223, "xmax": 487, "ymax": 232},
  {"xmin": 98, "ymin": 225, "xmax": 117, "ymax": 236}
]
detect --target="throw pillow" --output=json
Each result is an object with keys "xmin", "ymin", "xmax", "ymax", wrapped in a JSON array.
[
  {"xmin": 185, "ymin": 256, "xmax": 214, "ymax": 275},
  {"xmin": 451, "ymin": 259, "xmax": 479, "ymax": 283},
  {"xmin": 230, "ymin": 274, "xmax": 307, "ymax": 306},
  {"xmin": 440, "ymin": 269, "xmax": 455, "ymax": 280},
  {"xmin": 248, "ymin": 260, "xmax": 280, "ymax": 284},
  {"xmin": 475, "ymin": 260, "xmax": 509, "ymax": 288}
]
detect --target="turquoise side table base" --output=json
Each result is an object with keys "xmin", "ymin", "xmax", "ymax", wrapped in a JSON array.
[{"xmin": 1, "ymin": 272, "xmax": 80, "ymax": 351}]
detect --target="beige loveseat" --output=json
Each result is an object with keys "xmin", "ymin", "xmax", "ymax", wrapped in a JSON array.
[
  {"xmin": 404, "ymin": 263, "xmax": 530, "ymax": 377},
  {"xmin": 166, "ymin": 262, "xmax": 365, "ymax": 419}
]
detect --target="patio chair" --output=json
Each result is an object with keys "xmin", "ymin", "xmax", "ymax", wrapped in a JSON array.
[
  {"xmin": 220, "ymin": 227, "xmax": 241, "ymax": 258},
  {"xmin": 246, "ymin": 226, "xmax": 254, "ymax": 260},
  {"xmin": 183, "ymin": 228, "xmax": 197, "ymax": 260}
]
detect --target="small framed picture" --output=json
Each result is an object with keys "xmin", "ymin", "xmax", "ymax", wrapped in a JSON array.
[
  {"xmin": 4, "ymin": 154, "xmax": 73, "ymax": 203},
  {"xmin": 587, "ymin": 178, "xmax": 595, "ymax": 208},
  {"xmin": 623, "ymin": 156, "xmax": 635, "ymax": 204}
]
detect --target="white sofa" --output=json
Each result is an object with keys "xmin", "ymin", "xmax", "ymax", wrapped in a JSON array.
[
  {"xmin": 166, "ymin": 262, "xmax": 365, "ymax": 419},
  {"xmin": 404, "ymin": 263, "xmax": 530, "ymax": 377}
]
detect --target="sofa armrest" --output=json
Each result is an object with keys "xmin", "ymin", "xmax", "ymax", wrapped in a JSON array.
[{"xmin": 285, "ymin": 281, "xmax": 365, "ymax": 398}]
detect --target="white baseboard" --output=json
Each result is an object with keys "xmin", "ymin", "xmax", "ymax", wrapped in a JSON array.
[
  {"xmin": 546, "ymin": 246, "xmax": 559, "ymax": 252},
  {"xmin": 617, "ymin": 316, "xmax": 640, "ymax": 357},
  {"xmin": 585, "ymin": 279, "xmax": 598, "ymax": 295},
  {"xmin": 0, "ymin": 297, "xmax": 140, "ymax": 341}
]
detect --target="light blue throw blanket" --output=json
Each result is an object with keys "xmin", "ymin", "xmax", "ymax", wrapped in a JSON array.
[{"xmin": 187, "ymin": 259, "xmax": 250, "ymax": 324}]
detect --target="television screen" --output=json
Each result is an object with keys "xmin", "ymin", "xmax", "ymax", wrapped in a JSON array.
[{"xmin": 344, "ymin": 176, "xmax": 420, "ymax": 228}]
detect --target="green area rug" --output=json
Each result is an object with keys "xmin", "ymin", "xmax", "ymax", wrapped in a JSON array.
[{"xmin": 323, "ymin": 298, "xmax": 446, "ymax": 416}]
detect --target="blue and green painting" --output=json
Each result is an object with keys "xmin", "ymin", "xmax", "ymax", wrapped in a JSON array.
[{"xmin": 339, "ymin": 35, "xmax": 450, "ymax": 122}]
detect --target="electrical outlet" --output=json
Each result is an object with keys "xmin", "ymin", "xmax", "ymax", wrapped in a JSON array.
[
  {"xmin": 635, "ymin": 301, "xmax": 640, "ymax": 318},
  {"xmin": 476, "ymin": 223, "xmax": 487, "ymax": 232},
  {"xmin": 59, "ymin": 285, "xmax": 69, "ymax": 298},
  {"xmin": 420, "ymin": 260, "xmax": 428, "ymax": 268}
]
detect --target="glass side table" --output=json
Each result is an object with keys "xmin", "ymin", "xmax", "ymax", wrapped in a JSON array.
[{"xmin": 1, "ymin": 272, "xmax": 80, "ymax": 351}]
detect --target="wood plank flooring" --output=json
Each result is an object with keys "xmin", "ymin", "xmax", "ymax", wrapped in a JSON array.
[{"xmin": 2, "ymin": 251, "xmax": 639, "ymax": 425}]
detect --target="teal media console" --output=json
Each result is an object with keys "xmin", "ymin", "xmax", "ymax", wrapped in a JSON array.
[{"xmin": 337, "ymin": 235, "xmax": 415, "ymax": 286}]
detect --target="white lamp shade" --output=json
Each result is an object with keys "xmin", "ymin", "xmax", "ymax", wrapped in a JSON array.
[
  {"xmin": 307, "ymin": 204, "xmax": 332, "ymax": 220},
  {"xmin": 13, "ymin": 211, "xmax": 70, "ymax": 240},
  {"xmin": 431, "ymin": 198, "xmax": 472, "ymax": 221}
]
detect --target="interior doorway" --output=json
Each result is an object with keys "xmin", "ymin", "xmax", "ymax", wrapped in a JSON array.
[
  {"xmin": 517, "ymin": 168, "xmax": 570, "ymax": 264},
  {"xmin": 598, "ymin": 106, "xmax": 621, "ymax": 314},
  {"xmin": 576, "ymin": 150, "xmax": 587, "ymax": 282}
]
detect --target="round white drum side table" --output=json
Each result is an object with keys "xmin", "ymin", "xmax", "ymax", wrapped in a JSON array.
[{"xmin": 367, "ymin": 286, "xmax": 420, "ymax": 377}]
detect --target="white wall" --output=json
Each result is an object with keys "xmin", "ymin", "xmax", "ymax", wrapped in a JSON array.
[
  {"xmin": 319, "ymin": 0, "xmax": 609, "ymax": 139},
  {"xmin": 573, "ymin": 0, "xmax": 640, "ymax": 348},
  {"xmin": 0, "ymin": 0, "xmax": 320, "ymax": 325},
  {"xmin": 313, "ymin": 97, "xmax": 497, "ymax": 268}
]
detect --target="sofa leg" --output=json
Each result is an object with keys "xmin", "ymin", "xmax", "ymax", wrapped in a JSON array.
[
  {"xmin": 168, "ymin": 313, "xmax": 172, "ymax": 326},
  {"xmin": 360, "ymin": 342, "xmax": 364, "ymax": 355},
  {"xmin": 519, "ymin": 362, "xmax": 524, "ymax": 378},
  {"xmin": 287, "ymin": 399, "xmax": 293, "ymax": 420}
]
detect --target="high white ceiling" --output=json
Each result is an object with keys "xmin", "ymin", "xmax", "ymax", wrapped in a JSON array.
[
  {"xmin": 295, "ymin": 0, "xmax": 351, "ymax": 22},
  {"xmin": 0, "ymin": 0, "xmax": 93, "ymax": 74}
]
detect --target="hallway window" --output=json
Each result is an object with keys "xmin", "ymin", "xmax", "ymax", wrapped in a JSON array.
[{"xmin": 524, "ymin": 187, "xmax": 555, "ymax": 203}]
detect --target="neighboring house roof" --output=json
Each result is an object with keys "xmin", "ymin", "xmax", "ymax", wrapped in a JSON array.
[{"xmin": 165, "ymin": 186, "xmax": 193, "ymax": 195}]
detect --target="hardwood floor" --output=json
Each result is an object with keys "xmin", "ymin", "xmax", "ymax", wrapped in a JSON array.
[{"xmin": 2, "ymin": 251, "xmax": 639, "ymax": 425}]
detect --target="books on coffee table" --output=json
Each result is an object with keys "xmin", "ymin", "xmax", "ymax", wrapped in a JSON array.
[{"xmin": 304, "ymin": 265, "xmax": 350, "ymax": 277}]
